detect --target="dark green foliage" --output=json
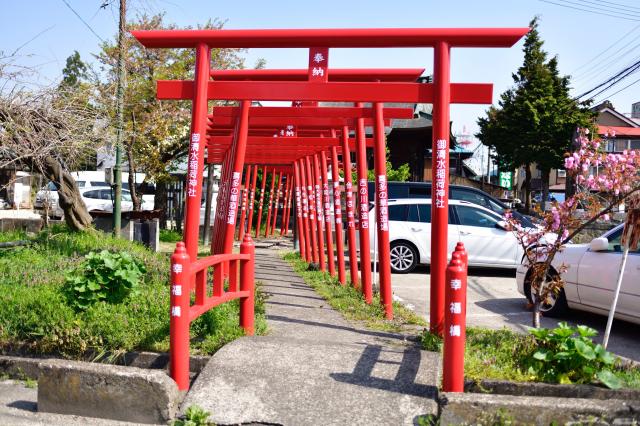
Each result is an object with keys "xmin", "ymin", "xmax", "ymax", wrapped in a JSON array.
[
  {"xmin": 171, "ymin": 405, "xmax": 214, "ymax": 426},
  {"xmin": 526, "ymin": 322, "xmax": 622, "ymax": 389},
  {"xmin": 160, "ymin": 229, "xmax": 182, "ymax": 243},
  {"xmin": 63, "ymin": 250, "xmax": 146, "ymax": 310}
]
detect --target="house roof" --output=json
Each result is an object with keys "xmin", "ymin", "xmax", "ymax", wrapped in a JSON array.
[{"xmin": 598, "ymin": 125, "xmax": 640, "ymax": 137}]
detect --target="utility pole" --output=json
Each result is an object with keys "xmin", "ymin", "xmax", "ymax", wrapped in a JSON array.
[{"xmin": 113, "ymin": 0, "xmax": 126, "ymax": 236}]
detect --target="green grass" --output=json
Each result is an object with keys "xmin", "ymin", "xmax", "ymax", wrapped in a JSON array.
[
  {"xmin": 421, "ymin": 327, "xmax": 640, "ymax": 389},
  {"xmin": 0, "ymin": 224, "xmax": 266, "ymax": 359},
  {"xmin": 283, "ymin": 251, "xmax": 426, "ymax": 333},
  {"xmin": 159, "ymin": 229, "xmax": 182, "ymax": 243}
]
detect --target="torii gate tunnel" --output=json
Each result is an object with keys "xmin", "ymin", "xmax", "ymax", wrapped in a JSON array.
[{"xmin": 132, "ymin": 27, "xmax": 528, "ymax": 391}]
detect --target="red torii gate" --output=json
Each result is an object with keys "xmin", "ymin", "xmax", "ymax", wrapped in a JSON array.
[{"xmin": 132, "ymin": 27, "xmax": 528, "ymax": 391}]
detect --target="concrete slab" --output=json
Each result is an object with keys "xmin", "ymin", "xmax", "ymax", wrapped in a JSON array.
[{"xmin": 183, "ymin": 248, "xmax": 440, "ymax": 425}]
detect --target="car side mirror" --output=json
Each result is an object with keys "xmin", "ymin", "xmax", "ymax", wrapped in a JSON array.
[{"xmin": 589, "ymin": 237, "xmax": 609, "ymax": 252}]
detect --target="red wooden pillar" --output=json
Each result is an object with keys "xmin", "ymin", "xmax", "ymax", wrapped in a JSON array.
[
  {"xmin": 430, "ymin": 41, "xmax": 451, "ymax": 336},
  {"xmin": 222, "ymin": 100, "xmax": 251, "ymax": 255},
  {"xmin": 299, "ymin": 159, "xmax": 312, "ymax": 262},
  {"xmin": 270, "ymin": 171, "xmax": 283, "ymax": 236},
  {"xmin": 246, "ymin": 165, "xmax": 258, "ymax": 236},
  {"xmin": 281, "ymin": 175, "xmax": 291, "ymax": 235},
  {"xmin": 255, "ymin": 166, "xmax": 267, "ymax": 238},
  {"xmin": 264, "ymin": 169, "xmax": 276, "ymax": 238},
  {"xmin": 212, "ymin": 150, "xmax": 231, "ymax": 255},
  {"xmin": 330, "ymin": 146, "xmax": 346, "ymax": 285},
  {"xmin": 238, "ymin": 165, "xmax": 251, "ymax": 241},
  {"xmin": 355, "ymin": 102, "xmax": 372, "ymax": 303},
  {"xmin": 305, "ymin": 156, "xmax": 319, "ymax": 264},
  {"xmin": 293, "ymin": 164, "xmax": 306, "ymax": 259},
  {"xmin": 183, "ymin": 43, "xmax": 210, "ymax": 259},
  {"xmin": 313, "ymin": 154, "xmax": 326, "ymax": 272},
  {"xmin": 373, "ymin": 102, "xmax": 393, "ymax": 319},
  {"xmin": 170, "ymin": 242, "xmax": 191, "ymax": 390},
  {"xmin": 341, "ymin": 126, "xmax": 359, "ymax": 288},
  {"xmin": 321, "ymin": 151, "xmax": 336, "ymax": 277}
]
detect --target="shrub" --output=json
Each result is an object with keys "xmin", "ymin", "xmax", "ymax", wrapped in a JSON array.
[
  {"xmin": 526, "ymin": 322, "xmax": 622, "ymax": 389},
  {"xmin": 160, "ymin": 229, "xmax": 182, "ymax": 243},
  {"xmin": 63, "ymin": 250, "xmax": 146, "ymax": 310}
]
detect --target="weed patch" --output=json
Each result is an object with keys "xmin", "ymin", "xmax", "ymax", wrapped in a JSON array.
[{"xmin": 0, "ymin": 225, "xmax": 266, "ymax": 359}]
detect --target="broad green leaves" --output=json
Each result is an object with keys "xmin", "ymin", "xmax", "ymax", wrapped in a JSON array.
[
  {"xmin": 63, "ymin": 250, "xmax": 146, "ymax": 311},
  {"xmin": 526, "ymin": 322, "xmax": 623, "ymax": 389}
]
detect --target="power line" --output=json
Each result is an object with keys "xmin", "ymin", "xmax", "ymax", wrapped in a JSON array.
[
  {"xmin": 573, "ymin": 0, "xmax": 640, "ymax": 15},
  {"xmin": 577, "ymin": 59, "xmax": 640, "ymax": 99},
  {"xmin": 593, "ymin": 75, "xmax": 640, "ymax": 102},
  {"xmin": 572, "ymin": 42, "xmax": 640, "ymax": 88},
  {"xmin": 570, "ymin": 24, "xmax": 640, "ymax": 75},
  {"xmin": 587, "ymin": 0, "xmax": 640, "ymax": 14},
  {"xmin": 539, "ymin": 0, "xmax": 640, "ymax": 21},
  {"xmin": 60, "ymin": 0, "xmax": 105, "ymax": 42}
]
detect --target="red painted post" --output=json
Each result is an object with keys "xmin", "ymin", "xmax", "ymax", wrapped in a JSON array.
[
  {"xmin": 285, "ymin": 175, "xmax": 294, "ymax": 235},
  {"xmin": 281, "ymin": 176, "xmax": 292, "ymax": 235},
  {"xmin": 294, "ymin": 163, "xmax": 307, "ymax": 259},
  {"xmin": 222, "ymin": 100, "xmax": 251, "ymax": 255},
  {"xmin": 341, "ymin": 126, "xmax": 359, "ymax": 288},
  {"xmin": 170, "ymin": 242, "xmax": 191, "ymax": 391},
  {"xmin": 238, "ymin": 165, "xmax": 251, "ymax": 241},
  {"xmin": 430, "ymin": 41, "xmax": 451, "ymax": 336},
  {"xmin": 356, "ymin": 102, "xmax": 372, "ymax": 303},
  {"xmin": 183, "ymin": 43, "xmax": 210, "ymax": 260},
  {"xmin": 320, "ymin": 151, "xmax": 335, "ymax": 277},
  {"xmin": 443, "ymin": 251, "xmax": 468, "ymax": 392},
  {"xmin": 305, "ymin": 156, "xmax": 319, "ymax": 264},
  {"xmin": 330, "ymin": 146, "xmax": 346, "ymax": 285},
  {"xmin": 373, "ymin": 102, "xmax": 393, "ymax": 319},
  {"xmin": 455, "ymin": 242, "xmax": 468, "ymax": 270},
  {"xmin": 255, "ymin": 166, "xmax": 267, "ymax": 238},
  {"xmin": 313, "ymin": 154, "xmax": 326, "ymax": 272},
  {"xmin": 270, "ymin": 171, "xmax": 283, "ymax": 236},
  {"xmin": 264, "ymin": 169, "xmax": 276, "ymax": 237},
  {"xmin": 240, "ymin": 234, "xmax": 256, "ymax": 335},
  {"xmin": 247, "ymin": 165, "xmax": 258, "ymax": 235},
  {"xmin": 299, "ymin": 159, "xmax": 312, "ymax": 262}
]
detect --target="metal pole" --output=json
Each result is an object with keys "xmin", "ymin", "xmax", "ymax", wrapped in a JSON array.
[
  {"xmin": 603, "ymin": 237, "xmax": 631, "ymax": 349},
  {"xmin": 356, "ymin": 102, "xmax": 372, "ymax": 303},
  {"xmin": 183, "ymin": 43, "xmax": 210, "ymax": 259},
  {"xmin": 112, "ymin": 0, "xmax": 127, "ymax": 236},
  {"xmin": 373, "ymin": 102, "xmax": 393, "ymax": 319},
  {"xmin": 430, "ymin": 41, "xmax": 451, "ymax": 336},
  {"xmin": 341, "ymin": 126, "xmax": 359, "ymax": 288},
  {"xmin": 331, "ymin": 146, "xmax": 346, "ymax": 285}
]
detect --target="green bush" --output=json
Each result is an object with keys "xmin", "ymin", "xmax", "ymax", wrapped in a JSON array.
[
  {"xmin": 63, "ymin": 250, "xmax": 146, "ymax": 310},
  {"xmin": 526, "ymin": 322, "xmax": 622, "ymax": 389},
  {"xmin": 160, "ymin": 229, "xmax": 182, "ymax": 243}
]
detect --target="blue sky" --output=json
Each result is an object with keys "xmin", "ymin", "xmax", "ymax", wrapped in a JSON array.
[{"xmin": 3, "ymin": 0, "xmax": 639, "ymax": 138}]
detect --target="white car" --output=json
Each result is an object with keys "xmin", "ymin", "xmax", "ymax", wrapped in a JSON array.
[
  {"xmin": 516, "ymin": 224, "xmax": 640, "ymax": 325},
  {"xmin": 81, "ymin": 188, "xmax": 154, "ymax": 213},
  {"xmin": 35, "ymin": 180, "xmax": 110, "ymax": 217},
  {"xmin": 369, "ymin": 198, "xmax": 526, "ymax": 273}
]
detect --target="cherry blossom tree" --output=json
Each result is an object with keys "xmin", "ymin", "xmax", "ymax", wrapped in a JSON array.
[{"xmin": 507, "ymin": 128, "xmax": 639, "ymax": 327}]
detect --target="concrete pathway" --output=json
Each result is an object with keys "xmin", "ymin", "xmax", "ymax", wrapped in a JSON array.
[{"xmin": 183, "ymin": 247, "xmax": 440, "ymax": 425}]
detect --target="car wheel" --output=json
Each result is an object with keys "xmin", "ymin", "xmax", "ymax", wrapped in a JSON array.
[
  {"xmin": 524, "ymin": 266, "xmax": 568, "ymax": 317},
  {"xmin": 389, "ymin": 241, "xmax": 418, "ymax": 274}
]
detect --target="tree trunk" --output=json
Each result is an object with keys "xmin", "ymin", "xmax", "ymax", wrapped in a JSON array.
[
  {"xmin": 523, "ymin": 163, "xmax": 532, "ymax": 214},
  {"xmin": 41, "ymin": 156, "xmax": 92, "ymax": 231},
  {"xmin": 541, "ymin": 169, "xmax": 550, "ymax": 212},
  {"xmin": 126, "ymin": 143, "xmax": 142, "ymax": 211},
  {"xmin": 155, "ymin": 181, "xmax": 168, "ymax": 229}
]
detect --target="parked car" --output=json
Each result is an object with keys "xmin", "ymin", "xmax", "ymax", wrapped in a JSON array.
[
  {"xmin": 35, "ymin": 180, "xmax": 110, "ymax": 217},
  {"xmin": 516, "ymin": 223, "xmax": 640, "ymax": 325},
  {"xmin": 367, "ymin": 181, "xmax": 534, "ymax": 227},
  {"xmin": 81, "ymin": 188, "xmax": 154, "ymax": 213},
  {"xmin": 369, "ymin": 198, "xmax": 531, "ymax": 273}
]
